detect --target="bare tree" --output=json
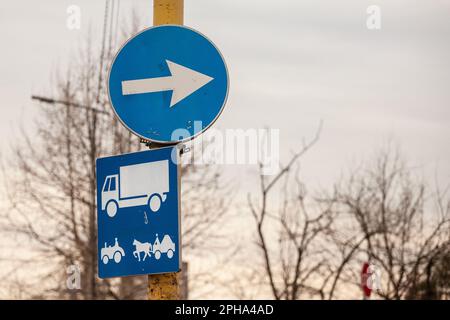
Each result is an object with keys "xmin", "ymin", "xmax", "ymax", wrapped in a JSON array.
[
  {"xmin": 328, "ymin": 147, "xmax": 450, "ymax": 299},
  {"xmin": 243, "ymin": 139, "xmax": 449, "ymax": 300},
  {"xmin": 405, "ymin": 241, "xmax": 449, "ymax": 299},
  {"xmin": 246, "ymin": 125, "xmax": 339, "ymax": 299}
]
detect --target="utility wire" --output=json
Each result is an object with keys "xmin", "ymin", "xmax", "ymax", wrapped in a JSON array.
[
  {"xmin": 96, "ymin": 0, "xmax": 110, "ymax": 104},
  {"xmin": 108, "ymin": 0, "xmax": 115, "ymax": 58},
  {"xmin": 114, "ymin": 0, "xmax": 121, "ymax": 49}
]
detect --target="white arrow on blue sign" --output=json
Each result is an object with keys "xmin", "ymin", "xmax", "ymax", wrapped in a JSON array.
[
  {"xmin": 108, "ymin": 25, "xmax": 229, "ymax": 144},
  {"xmin": 96, "ymin": 146, "xmax": 180, "ymax": 278}
]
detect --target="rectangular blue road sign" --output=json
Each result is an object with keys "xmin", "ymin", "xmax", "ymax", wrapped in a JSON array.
[{"xmin": 96, "ymin": 146, "xmax": 180, "ymax": 278}]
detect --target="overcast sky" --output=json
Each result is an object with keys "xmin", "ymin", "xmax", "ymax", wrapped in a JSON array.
[
  {"xmin": 1, "ymin": 0, "xmax": 450, "ymax": 300},
  {"xmin": 1, "ymin": 0, "xmax": 449, "ymax": 195}
]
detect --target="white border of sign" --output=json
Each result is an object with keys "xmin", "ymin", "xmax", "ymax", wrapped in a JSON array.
[{"xmin": 107, "ymin": 24, "xmax": 230, "ymax": 145}]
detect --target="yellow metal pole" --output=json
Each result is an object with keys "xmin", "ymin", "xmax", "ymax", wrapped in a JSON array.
[
  {"xmin": 147, "ymin": 0, "xmax": 184, "ymax": 300},
  {"xmin": 153, "ymin": 0, "xmax": 184, "ymax": 25}
]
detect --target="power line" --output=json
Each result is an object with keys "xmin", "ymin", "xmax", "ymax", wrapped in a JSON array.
[
  {"xmin": 114, "ymin": 0, "xmax": 121, "ymax": 49},
  {"xmin": 108, "ymin": 0, "xmax": 115, "ymax": 58},
  {"xmin": 96, "ymin": 0, "xmax": 110, "ymax": 104}
]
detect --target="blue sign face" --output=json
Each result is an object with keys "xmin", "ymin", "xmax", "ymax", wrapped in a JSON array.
[
  {"xmin": 108, "ymin": 25, "xmax": 229, "ymax": 144},
  {"xmin": 96, "ymin": 147, "xmax": 180, "ymax": 278}
]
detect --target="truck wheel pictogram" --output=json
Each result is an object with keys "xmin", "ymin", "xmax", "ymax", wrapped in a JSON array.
[
  {"xmin": 106, "ymin": 200, "xmax": 118, "ymax": 218},
  {"xmin": 149, "ymin": 194, "xmax": 162, "ymax": 212}
]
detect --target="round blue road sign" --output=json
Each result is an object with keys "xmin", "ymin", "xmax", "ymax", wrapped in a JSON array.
[{"xmin": 108, "ymin": 25, "xmax": 229, "ymax": 144}]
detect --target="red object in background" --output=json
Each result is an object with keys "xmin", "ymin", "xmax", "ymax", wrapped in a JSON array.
[{"xmin": 361, "ymin": 262, "xmax": 372, "ymax": 298}]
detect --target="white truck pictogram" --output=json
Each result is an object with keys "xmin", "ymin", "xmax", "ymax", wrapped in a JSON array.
[{"xmin": 101, "ymin": 160, "xmax": 169, "ymax": 217}]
